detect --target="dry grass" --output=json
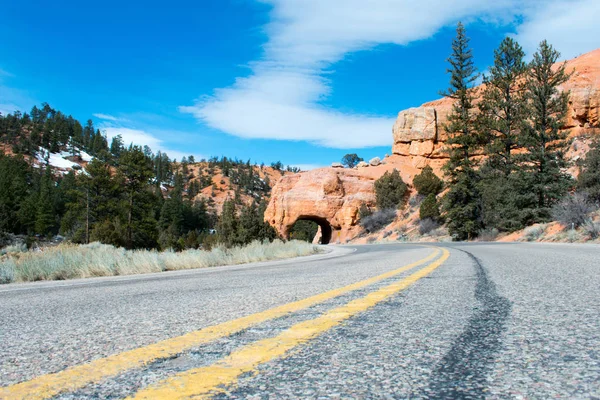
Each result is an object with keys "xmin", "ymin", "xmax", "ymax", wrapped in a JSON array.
[{"xmin": 0, "ymin": 240, "xmax": 321, "ymax": 284}]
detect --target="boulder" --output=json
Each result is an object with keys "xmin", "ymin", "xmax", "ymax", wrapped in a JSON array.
[
  {"xmin": 369, "ymin": 157, "xmax": 381, "ymax": 166},
  {"xmin": 331, "ymin": 162, "xmax": 344, "ymax": 168},
  {"xmin": 392, "ymin": 107, "xmax": 437, "ymax": 143},
  {"xmin": 356, "ymin": 161, "xmax": 369, "ymax": 168}
]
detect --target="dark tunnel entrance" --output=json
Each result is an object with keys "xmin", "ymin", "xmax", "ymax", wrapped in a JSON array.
[{"xmin": 289, "ymin": 216, "xmax": 333, "ymax": 245}]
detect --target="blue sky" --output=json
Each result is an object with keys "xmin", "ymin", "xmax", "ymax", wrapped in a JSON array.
[{"xmin": 1, "ymin": 0, "xmax": 598, "ymax": 169}]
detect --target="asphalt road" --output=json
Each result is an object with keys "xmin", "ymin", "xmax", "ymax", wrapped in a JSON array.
[{"xmin": 1, "ymin": 242, "xmax": 598, "ymax": 399}]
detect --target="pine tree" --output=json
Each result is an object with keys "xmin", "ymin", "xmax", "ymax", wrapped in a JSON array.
[
  {"xmin": 413, "ymin": 165, "xmax": 443, "ymax": 196},
  {"xmin": 477, "ymin": 38, "xmax": 530, "ymax": 232},
  {"xmin": 35, "ymin": 166, "xmax": 56, "ymax": 235},
  {"xmin": 520, "ymin": 40, "xmax": 574, "ymax": 221},
  {"xmin": 478, "ymin": 37, "xmax": 528, "ymax": 176},
  {"xmin": 577, "ymin": 140, "xmax": 600, "ymax": 204},
  {"xmin": 420, "ymin": 193, "xmax": 441, "ymax": 222},
  {"xmin": 374, "ymin": 169, "xmax": 408, "ymax": 210},
  {"xmin": 217, "ymin": 199, "xmax": 239, "ymax": 247},
  {"xmin": 441, "ymin": 22, "xmax": 483, "ymax": 240},
  {"xmin": 118, "ymin": 146, "xmax": 156, "ymax": 248}
]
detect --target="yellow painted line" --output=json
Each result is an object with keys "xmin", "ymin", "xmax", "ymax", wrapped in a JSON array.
[
  {"xmin": 130, "ymin": 248, "xmax": 450, "ymax": 399},
  {"xmin": 0, "ymin": 248, "xmax": 440, "ymax": 400}
]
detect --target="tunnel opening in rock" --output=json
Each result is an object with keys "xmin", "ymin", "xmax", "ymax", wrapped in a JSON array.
[{"xmin": 290, "ymin": 217, "xmax": 333, "ymax": 244}]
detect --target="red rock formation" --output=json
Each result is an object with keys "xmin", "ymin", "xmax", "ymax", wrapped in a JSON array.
[{"xmin": 266, "ymin": 49, "xmax": 600, "ymax": 241}]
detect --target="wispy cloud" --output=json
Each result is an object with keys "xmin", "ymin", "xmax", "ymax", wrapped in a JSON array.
[
  {"xmin": 514, "ymin": 0, "xmax": 600, "ymax": 60},
  {"xmin": 101, "ymin": 125, "xmax": 205, "ymax": 161},
  {"xmin": 181, "ymin": 0, "xmax": 523, "ymax": 149},
  {"xmin": 181, "ymin": 0, "xmax": 599, "ymax": 149},
  {"xmin": 93, "ymin": 113, "xmax": 122, "ymax": 122}
]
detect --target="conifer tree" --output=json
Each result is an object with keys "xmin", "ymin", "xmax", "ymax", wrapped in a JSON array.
[
  {"xmin": 519, "ymin": 40, "xmax": 574, "ymax": 221},
  {"xmin": 577, "ymin": 140, "xmax": 600, "ymax": 204},
  {"xmin": 441, "ymin": 22, "xmax": 482, "ymax": 240},
  {"xmin": 118, "ymin": 146, "xmax": 156, "ymax": 248},
  {"xmin": 35, "ymin": 166, "xmax": 56, "ymax": 235},
  {"xmin": 477, "ymin": 38, "xmax": 530, "ymax": 231}
]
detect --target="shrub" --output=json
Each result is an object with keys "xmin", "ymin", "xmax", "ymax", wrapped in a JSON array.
[
  {"xmin": 0, "ymin": 243, "xmax": 27, "ymax": 255},
  {"xmin": 523, "ymin": 225, "xmax": 545, "ymax": 241},
  {"xmin": 0, "ymin": 240, "xmax": 320, "ymax": 283},
  {"xmin": 566, "ymin": 229, "xmax": 580, "ymax": 243},
  {"xmin": 551, "ymin": 193, "xmax": 596, "ymax": 229},
  {"xmin": 0, "ymin": 259, "xmax": 15, "ymax": 284},
  {"xmin": 419, "ymin": 218, "xmax": 439, "ymax": 235},
  {"xmin": 478, "ymin": 228, "xmax": 499, "ymax": 241},
  {"xmin": 577, "ymin": 140, "xmax": 600, "ymax": 204},
  {"xmin": 408, "ymin": 194, "xmax": 424, "ymax": 208},
  {"xmin": 583, "ymin": 220, "xmax": 600, "ymax": 239},
  {"xmin": 360, "ymin": 209, "xmax": 397, "ymax": 232},
  {"xmin": 413, "ymin": 165, "xmax": 444, "ymax": 196},
  {"xmin": 419, "ymin": 193, "xmax": 441, "ymax": 221},
  {"xmin": 374, "ymin": 169, "xmax": 408, "ymax": 210},
  {"xmin": 358, "ymin": 203, "xmax": 373, "ymax": 219}
]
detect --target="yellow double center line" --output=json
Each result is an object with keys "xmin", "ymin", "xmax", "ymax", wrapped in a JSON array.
[
  {"xmin": 130, "ymin": 248, "xmax": 450, "ymax": 399},
  {"xmin": 1, "ymin": 247, "xmax": 448, "ymax": 400}
]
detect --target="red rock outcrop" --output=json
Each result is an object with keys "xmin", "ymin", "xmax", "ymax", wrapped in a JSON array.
[{"xmin": 266, "ymin": 49, "xmax": 600, "ymax": 242}]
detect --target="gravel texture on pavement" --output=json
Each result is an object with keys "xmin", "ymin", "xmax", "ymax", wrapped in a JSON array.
[{"xmin": 1, "ymin": 242, "xmax": 599, "ymax": 399}]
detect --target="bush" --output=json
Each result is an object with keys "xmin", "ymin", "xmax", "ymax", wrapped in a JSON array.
[
  {"xmin": 523, "ymin": 225, "xmax": 545, "ymax": 241},
  {"xmin": 583, "ymin": 220, "xmax": 600, "ymax": 239},
  {"xmin": 419, "ymin": 193, "xmax": 440, "ymax": 221},
  {"xmin": 413, "ymin": 165, "xmax": 444, "ymax": 196},
  {"xmin": 408, "ymin": 194, "xmax": 424, "ymax": 208},
  {"xmin": 360, "ymin": 209, "xmax": 397, "ymax": 232},
  {"xmin": 419, "ymin": 218, "xmax": 439, "ymax": 235},
  {"xmin": 551, "ymin": 193, "xmax": 596, "ymax": 229},
  {"xmin": 577, "ymin": 140, "xmax": 600, "ymax": 204},
  {"xmin": 374, "ymin": 169, "xmax": 408, "ymax": 210},
  {"xmin": 0, "ymin": 240, "xmax": 321, "ymax": 283},
  {"xmin": 478, "ymin": 228, "xmax": 499, "ymax": 241}
]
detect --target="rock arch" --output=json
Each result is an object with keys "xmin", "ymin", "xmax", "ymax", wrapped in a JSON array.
[{"xmin": 289, "ymin": 216, "xmax": 333, "ymax": 244}]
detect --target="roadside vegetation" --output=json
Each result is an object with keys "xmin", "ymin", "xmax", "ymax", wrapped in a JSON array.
[{"xmin": 0, "ymin": 240, "xmax": 321, "ymax": 284}]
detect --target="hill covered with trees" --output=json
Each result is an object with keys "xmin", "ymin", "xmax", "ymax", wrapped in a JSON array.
[{"xmin": 0, "ymin": 104, "xmax": 301, "ymax": 250}]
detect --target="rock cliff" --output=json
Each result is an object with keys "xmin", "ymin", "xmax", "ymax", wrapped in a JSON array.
[{"xmin": 266, "ymin": 49, "xmax": 600, "ymax": 242}]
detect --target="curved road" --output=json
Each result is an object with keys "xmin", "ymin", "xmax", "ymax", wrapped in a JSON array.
[{"xmin": 1, "ymin": 242, "xmax": 598, "ymax": 398}]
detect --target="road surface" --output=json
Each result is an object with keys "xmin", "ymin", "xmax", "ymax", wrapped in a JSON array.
[{"xmin": 1, "ymin": 242, "xmax": 599, "ymax": 399}]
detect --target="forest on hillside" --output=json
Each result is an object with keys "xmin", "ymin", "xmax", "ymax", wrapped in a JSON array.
[{"xmin": 0, "ymin": 104, "xmax": 304, "ymax": 250}]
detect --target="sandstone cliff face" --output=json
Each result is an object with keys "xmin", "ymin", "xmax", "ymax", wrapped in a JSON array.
[
  {"xmin": 266, "ymin": 49, "xmax": 600, "ymax": 242},
  {"xmin": 392, "ymin": 49, "xmax": 600, "ymax": 163}
]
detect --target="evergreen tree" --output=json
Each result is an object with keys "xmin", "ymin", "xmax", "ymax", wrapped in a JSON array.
[
  {"xmin": 478, "ymin": 37, "xmax": 528, "ymax": 176},
  {"xmin": 217, "ymin": 199, "xmax": 239, "ymax": 247},
  {"xmin": 441, "ymin": 22, "xmax": 483, "ymax": 240},
  {"xmin": 476, "ymin": 38, "xmax": 531, "ymax": 232},
  {"xmin": 420, "ymin": 193, "xmax": 441, "ymax": 222},
  {"xmin": 374, "ymin": 169, "xmax": 408, "ymax": 210},
  {"xmin": 35, "ymin": 166, "xmax": 57, "ymax": 235},
  {"xmin": 413, "ymin": 165, "xmax": 443, "ymax": 196},
  {"xmin": 118, "ymin": 146, "xmax": 157, "ymax": 248},
  {"xmin": 577, "ymin": 140, "xmax": 600, "ymax": 204},
  {"xmin": 341, "ymin": 153, "xmax": 363, "ymax": 168},
  {"xmin": 519, "ymin": 40, "xmax": 574, "ymax": 221}
]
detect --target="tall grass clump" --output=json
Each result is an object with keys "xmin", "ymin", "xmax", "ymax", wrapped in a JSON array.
[{"xmin": 0, "ymin": 240, "xmax": 321, "ymax": 284}]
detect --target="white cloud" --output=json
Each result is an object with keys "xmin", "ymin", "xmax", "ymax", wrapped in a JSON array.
[
  {"xmin": 0, "ymin": 103, "xmax": 20, "ymax": 116},
  {"xmin": 93, "ymin": 113, "xmax": 121, "ymax": 122},
  {"xmin": 515, "ymin": 0, "xmax": 600, "ymax": 60},
  {"xmin": 181, "ymin": 0, "xmax": 523, "ymax": 149},
  {"xmin": 101, "ymin": 126, "xmax": 205, "ymax": 161},
  {"xmin": 182, "ymin": 0, "xmax": 599, "ymax": 149}
]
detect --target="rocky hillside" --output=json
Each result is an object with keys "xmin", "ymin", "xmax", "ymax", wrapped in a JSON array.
[{"xmin": 266, "ymin": 48, "xmax": 600, "ymax": 243}]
